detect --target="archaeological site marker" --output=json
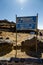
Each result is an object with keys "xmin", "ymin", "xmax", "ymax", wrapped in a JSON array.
[{"xmin": 16, "ymin": 14, "xmax": 38, "ymax": 57}]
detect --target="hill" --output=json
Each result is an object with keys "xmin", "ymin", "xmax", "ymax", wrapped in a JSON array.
[{"xmin": 0, "ymin": 19, "xmax": 16, "ymax": 32}]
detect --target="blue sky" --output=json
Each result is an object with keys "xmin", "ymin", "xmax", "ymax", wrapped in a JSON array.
[{"xmin": 0, "ymin": 0, "xmax": 43, "ymax": 29}]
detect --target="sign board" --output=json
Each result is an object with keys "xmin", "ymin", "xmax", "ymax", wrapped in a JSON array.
[{"xmin": 16, "ymin": 16, "xmax": 37, "ymax": 30}]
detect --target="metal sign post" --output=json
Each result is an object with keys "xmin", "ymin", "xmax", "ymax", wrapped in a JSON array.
[
  {"xmin": 15, "ymin": 15, "xmax": 17, "ymax": 58},
  {"xmin": 16, "ymin": 14, "xmax": 38, "ymax": 57},
  {"xmin": 36, "ymin": 13, "xmax": 38, "ymax": 53}
]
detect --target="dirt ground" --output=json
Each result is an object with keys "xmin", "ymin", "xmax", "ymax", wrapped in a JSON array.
[{"xmin": 0, "ymin": 31, "xmax": 43, "ymax": 60}]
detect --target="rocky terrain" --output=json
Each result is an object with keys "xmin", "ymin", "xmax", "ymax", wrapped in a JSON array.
[
  {"xmin": 0, "ymin": 20, "xmax": 43, "ymax": 64},
  {"xmin": 0, "ymin": 31, "xmax": 43, "ymax": 59},
  {"xmin": 0, "ymin": 20, "xmax": 16, "ymax": 32}
]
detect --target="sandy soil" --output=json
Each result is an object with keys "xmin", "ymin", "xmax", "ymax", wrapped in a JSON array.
[{"xmin": 0, "ymin": 31, "xmax": 43, "ymax": 60}]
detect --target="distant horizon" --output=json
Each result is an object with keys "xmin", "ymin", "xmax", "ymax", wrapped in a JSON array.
[
  {"xmin": 0, "ymin": 17, "xmax": 43, "ymax": 30},
  {"xmin": 0, "ymin": 0, "xmax": 43, "ymax": 29}
]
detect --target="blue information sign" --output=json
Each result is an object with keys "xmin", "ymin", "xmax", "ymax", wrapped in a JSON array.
[{"xmin": 16, "ymin": 16, "xmax": 37, "ymax": 30}]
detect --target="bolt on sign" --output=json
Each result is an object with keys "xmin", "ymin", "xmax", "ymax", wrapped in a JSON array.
[{"xmin": 16, "ymin": 14, "xmax": 38, "ymax": 30}]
